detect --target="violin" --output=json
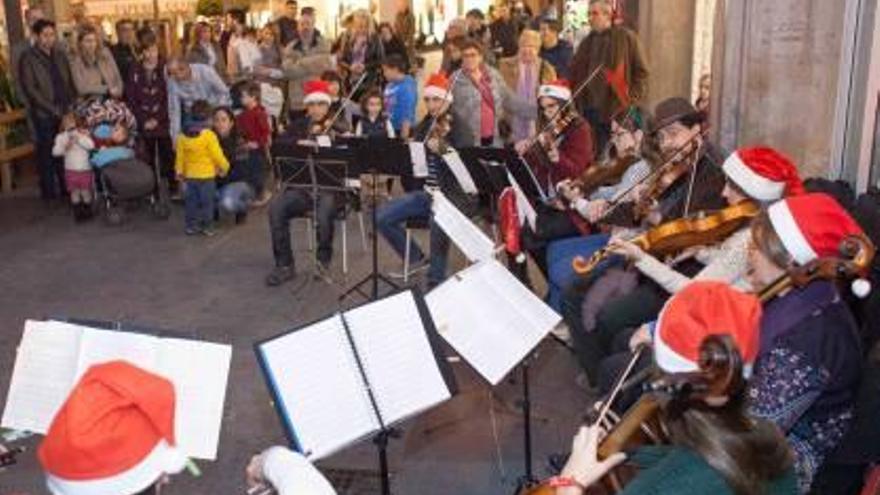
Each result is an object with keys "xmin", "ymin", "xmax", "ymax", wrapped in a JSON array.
[
  {"xmin": 570, "ymin": 155, "xmax": 641, "ymax": 199},
  {"xmin": 631, "ymin": 129, "xmax": 707, "ymax": 221},
  {"xmin": 522, "ymin": 112, "xmax": 578, "ymax": 169},
  {"xmin": 523, "ymin": 335, "xmax": 744, "ymax": 495},
  {"xmin": 757, "ymin": 233, "xmax": 875, "ymax": 302},
  {"xmin": 572, "ymin": 201, "xmax": 760, "ymax": 276}
]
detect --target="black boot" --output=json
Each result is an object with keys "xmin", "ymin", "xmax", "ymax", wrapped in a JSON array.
[
  {"xmin": 81, "ymin": 202, "xmax": 95, "ymax": 221},
  {"xmin": 72, "ymin": 202, "xmax": 85, "ymax": 223}
]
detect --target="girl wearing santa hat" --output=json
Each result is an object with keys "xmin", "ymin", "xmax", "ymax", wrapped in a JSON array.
[
  {"xmin": 508, "ymin": 79, "xmax": 596, "ymax": 285},
  {"xmin": 552, "ymin": 282, "xmax": 797, "ymax": 494},
  {"xmin": 573, "ymin": 147, "xmax": 804, "ymax": 388},
  {"xmin": 744, "ymin": 192, "xmax": 867, "ymax": 493}
]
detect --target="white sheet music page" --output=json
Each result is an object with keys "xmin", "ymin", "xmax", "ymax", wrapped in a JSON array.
[
  {"xmin": 442, "ymin": 150, "xmax": 478, "ymax": 194},
  {"xmin": 409, "ymin": 142, "xmax": 429, "ymax": 178},
  {"xmin": 426, "ymin": 260, "xmax": 561, "ymax": 384},
  {"xmin": 431, "ymin": 190, "xmax": 495, "ymax": 263},
  {"xmin": 159, "ymin": 338, "xmax": 232, "ymax": 460},
  {"xmin": 344, "ymin": 291, "xmax": 451, "ymax": 426},
  {"xmin": 75, "ymin": 327, "xmax": 160, "ymax": 381},
  {"xmin": 258, "ymin": 316, "xmax": 378, "ymax": 461},
  {"xmin": 1, "ymin": 320, "xmax": 82, "ymax": 433}
]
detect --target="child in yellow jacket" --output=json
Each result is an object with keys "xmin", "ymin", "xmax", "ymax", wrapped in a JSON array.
[{"xmin": 175, "ymin": 100, "xmax": 230, "ymax": 236}]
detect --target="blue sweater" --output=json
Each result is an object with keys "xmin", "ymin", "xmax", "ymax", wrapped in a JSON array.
[{"xmin": 384, "ymin": 75, "xmax": 417, "ymax": 132}]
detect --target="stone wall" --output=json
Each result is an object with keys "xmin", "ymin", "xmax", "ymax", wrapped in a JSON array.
[{"xmin": 711, "ymin": 0, "xmax": 847, "ymax": 178}]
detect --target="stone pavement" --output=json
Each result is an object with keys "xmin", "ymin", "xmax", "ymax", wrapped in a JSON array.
[{"xmin": 0, "ymin": 193, "xmax": 591, "ymax": 495}]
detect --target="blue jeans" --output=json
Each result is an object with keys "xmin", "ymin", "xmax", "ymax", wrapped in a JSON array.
[
  {"xmin": 218, "ymin": 181, "xmax": 255, "ymax": 214},
  {"xmin": 33, "ymin": 114, "xmax": 66, "ymax": 200},
  {"xmin": 376, "ymin": 191, "xmax": 451, "ymax": 285},
  {"xmin": 545, "ymin": 233, "xmax": 611, "ymax": 312},
  {"xmin": 184, "ymin": 179, "xmax": 216, "ymax": 230}
]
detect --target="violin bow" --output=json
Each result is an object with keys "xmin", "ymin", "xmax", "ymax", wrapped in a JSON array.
[
  {"xmin": 322, "ymin": 70, "xmax": 369, "ymax": 135},
  {"xmin": 593, "ymin": 344, "xmax": 648, "ymax": 428},
  {"xmin": 599, "ymin": 126, "xmax": 708, "ymax": 221}
]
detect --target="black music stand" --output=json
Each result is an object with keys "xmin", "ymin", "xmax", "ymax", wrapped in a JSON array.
[
  {"xmin": 273, "ymin": 140, "xmax": 359, "ymax": 280},
  {"xmin": 456, "ymin": 147, "xmax": 516, "ymax": 222},
  {"xmin": 339, "ymin": 136, "xmax": 413, "ymax": 302}
]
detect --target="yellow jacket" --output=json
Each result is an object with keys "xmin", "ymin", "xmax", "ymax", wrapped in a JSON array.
[{"xmin": 175, "ymin": 130, "xmax": 230, "ymax": 180}]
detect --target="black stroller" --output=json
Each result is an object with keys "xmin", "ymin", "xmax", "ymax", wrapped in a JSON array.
[{"xmin": 75, "ymin": 98, "xmax": 171, "ymax": 225}]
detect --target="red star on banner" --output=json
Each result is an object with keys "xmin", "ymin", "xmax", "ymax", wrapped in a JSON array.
[{"xmin": 605, "ymin": 61, "xmax": 630, "ymax": 108}]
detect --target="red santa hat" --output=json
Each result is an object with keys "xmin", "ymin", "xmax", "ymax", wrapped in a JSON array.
[
  {"xmin": 654, "ymin": 281, "xmax": 761, "ymax": 377},
  {"xmin": 302, "ymin": 79, "xmax": 332, "ymax": 105},
  {"xmin": 39, "ymin": 361, "xmax": 187, "ymax": 495},
  {"xmin": 722, "ymin": 147, "xmax": 805, "ymax": 201},
  {"xmin": 424, "ymin": 72, "xmax": 454, "ymax": 102},
  {"xmin": 767, "ymin": 192, "xmax": 871, "ymax": 297},
  {"xmin": 538, "ymin": 79, "xmax": 572, "ymax": 102}
]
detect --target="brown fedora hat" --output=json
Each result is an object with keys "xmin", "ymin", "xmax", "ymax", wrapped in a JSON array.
[{"xmin": 650, "ymin": 97, "xmax": 703, "ymax": 134}]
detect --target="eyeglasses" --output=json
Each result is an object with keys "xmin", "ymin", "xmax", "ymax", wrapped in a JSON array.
[{"xmin": 540, "ymin": 103, "xmax": 559, "ymax": 112}]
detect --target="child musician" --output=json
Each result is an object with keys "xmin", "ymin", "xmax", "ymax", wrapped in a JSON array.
[{"xmin": 375, "ymin": 72, "xmax": 478, "ymax": 288}]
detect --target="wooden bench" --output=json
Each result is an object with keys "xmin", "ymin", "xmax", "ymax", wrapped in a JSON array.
[{"xmin": 0, "ymin": 109, "xmax": 34, "ymax": 194}]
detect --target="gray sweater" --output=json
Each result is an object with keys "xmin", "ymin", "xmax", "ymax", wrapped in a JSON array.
[
  {"xmin": 448, "ymin": 65, "xmax": 535, "ymax": 148},
  {"xmin": 167, "ymin": 63, "xmax": 230, "ymax": 141}
]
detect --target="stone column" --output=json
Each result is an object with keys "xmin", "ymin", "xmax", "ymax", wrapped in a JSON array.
[
  {"xmin": 4, "ymin": 0, "xmax": 24, "ymax": 46},
  {"xmin": 636, "ymin": 0, "xmax": 697, "ymax": 112},
  {"xmin": 711, "ymin": 0, "xmax": 848, "ymax": 178}
]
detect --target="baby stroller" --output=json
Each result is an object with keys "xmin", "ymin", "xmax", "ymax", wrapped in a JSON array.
[{"xmin": 74, "ymin": 98, "xmax": 171, "ymax": 225}]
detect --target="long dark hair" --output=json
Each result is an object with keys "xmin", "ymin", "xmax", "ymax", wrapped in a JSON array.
[{"xmin": 662, "ymin": 391, "xmax": 793, "ymax": 495}]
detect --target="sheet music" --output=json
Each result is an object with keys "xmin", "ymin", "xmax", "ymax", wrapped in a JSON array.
[
  {"xmin": 442, "ymin": 150, "xmax": 478, "ymax": 194},
  {"xmin": 159, "ymin": 339, "xmax": 232, "ymax": 460},
  {"xmin": 316, "ymin": 135, "xmax": 332, "ymax": 148},
  {"xmin": 1, "ymin": 321, "xmax": 81, "ymax": 433},
  {"xmin": 344, "ymin": 292, "xmax": 452, "ymax": 425},
  {"xmin": 506, "ymin": 171, "xmax": 538, "ymax": 230},
  {"xmin": 1, "ymin": 321, "xmax": 232, "ymax": 461},
  {"xmin": 409, "ymin": 142, "xmax": 428, "ymax": 178},
  {"xmin": 426, "ymin": 260, "xmax": 560, "ymax": 384},
  {"xmin": 258, "ymin": 316, "xmax": 378, "ymax": 460},
  {"xmin": 75, "ymin": 327, "xmax": 160, "ymax": 381},
  {"xmin": 431, "ymin": 190, "xmax": 495, "ymax": 263}
]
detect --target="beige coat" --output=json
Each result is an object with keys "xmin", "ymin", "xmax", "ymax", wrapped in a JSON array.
[
  {"xmin": 498, "ymin": 56, "xmax": 557, "ymax": 96},
  {"xmin": 69, "ymin": 47, "xmax": 124, "ymax": 99},
  {"xmin": 280, "ymin": 33, "xmax": 334, "ymax": 111}
]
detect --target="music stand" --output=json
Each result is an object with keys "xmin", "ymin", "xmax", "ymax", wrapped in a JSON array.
[
  {"xmin": 339, "ymin": 136, "xmax": 413, "ymax": 302},
  {"xmin": 273, "ymin": 140, "xmax": 359, "ymax": 280},
  {"xmin": 456, "ymin": 146, "xmax": 516, "ymax": 223}
]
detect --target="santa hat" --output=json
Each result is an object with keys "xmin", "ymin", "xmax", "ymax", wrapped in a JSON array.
[
  {"xmin": 722, "ymin": 147, "xmax": 805, "ymax": 201},
  {"xmin": 768, "ymin": 192, "xmax": 871, "ymax": 297},
  {"xmin": 39, "ymin": 361, "xmax": 187, "ymax": 495},
  {"xmin": 538, "ymin": 79, "xmax": 572, "ymax": 102},
  {"xmin": 424, "ymin": 73, "xmax": 454, "ymax": 102},
  {"xmin": 302, "ymin": 79, "xmax": 332, "ymax": 105},
  {"xmin": 654, "ymin": 281, "xmax": 761, "ymax": 377}
]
